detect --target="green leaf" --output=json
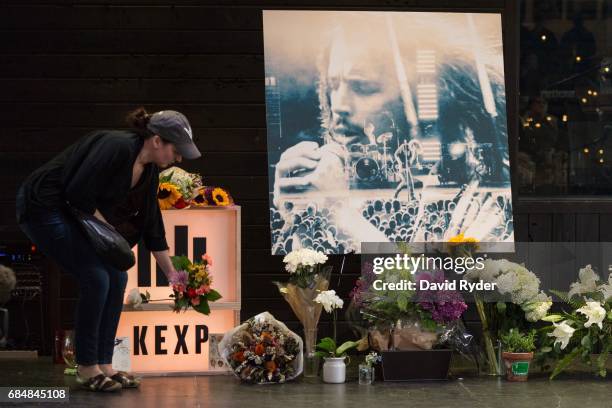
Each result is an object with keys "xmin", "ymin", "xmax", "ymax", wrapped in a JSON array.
[
  {"xmin": 206, "ymin": 289, "xmax": 223, "ymax": 302},
  {"xmin": 581, "ymin": 334, "xmax": 592, "ymax": 350},
  {"xmin": 550, "ymin": 289, "xmax": 585, "ymax": 309},
  {"xmin": 397, "ymin": 294, "xmax": 408, "ymax": 312},
  {"xmin": 336, "ymin": 341, "xmax": 359, "ymax": 356},
  {"xmin": 316, "ymin": 337, "xmax": 337, "ymax": 354},
  {"xmin": 192, "ymin": 299, "xmax": 211, "ymax": 315},
  {"xmin": 171, "ymin": 255, "xmax": 191, "ymax": 272},
  {"xmin": 550, "ymin": 347, "xmax": 582, "ymax": 380}
]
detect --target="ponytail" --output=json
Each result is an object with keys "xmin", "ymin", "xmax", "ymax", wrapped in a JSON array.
[{"xmin": 125, "ymin": 107, "xmax": 155, "ymax": 138}]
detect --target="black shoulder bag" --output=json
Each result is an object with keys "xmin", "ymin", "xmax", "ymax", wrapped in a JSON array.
[{"xmin": 65, "ymin": 201, "xmax": 136, "ymax": 271}]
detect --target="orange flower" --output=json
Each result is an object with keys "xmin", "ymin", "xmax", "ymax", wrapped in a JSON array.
[
  {"xmin": 233, "ymin": 351, "xmax": 245, "ymax": 362},
  {"xmin": 201, "ymin": 253, "xmax": 213, "ymax": 267},
  {"xmin": 254, "ymin": 343, "xmax": 265, "ymax": 356},
  {"xmin": 265, "ymin": 360, "xmax": 277, "ymax": 372}
]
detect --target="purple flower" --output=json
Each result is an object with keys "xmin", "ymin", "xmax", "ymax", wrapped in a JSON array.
[
  {"xmin": 349, "ymin": 262, "xmax": 378, "ymax": 306},
  {"xmin": 415, "ymin": 271, "xmax": 467, "ymax": 324},
  {"xmin": 168, "ymin": 269, "xmax": 188, "ymax": 286}
]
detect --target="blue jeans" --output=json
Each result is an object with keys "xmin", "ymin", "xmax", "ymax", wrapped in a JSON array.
[{"xmin": 17, "ymin": 203, "xmax": 128, "ymax": 366}]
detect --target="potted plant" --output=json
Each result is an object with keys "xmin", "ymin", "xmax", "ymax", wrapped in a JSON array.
[
  {"xmin": 313, "ymin": 289, "xmax": 359, "ymax": 383},
  {"xmin": 500, "ymin": 328, "xmax": 536, "ymax": 381},
  {"xmin": 315, "ymin": 337, "xmax": 359, "ymax": 383}
]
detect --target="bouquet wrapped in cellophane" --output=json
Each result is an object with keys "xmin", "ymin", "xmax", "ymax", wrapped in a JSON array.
[
  {"xmin": 218, "ymin": 312, "xmax": 303, "ymax": 384},
  {"xmin": 273, "ymin": 249, "xmax": 332, "ymax": 365}
]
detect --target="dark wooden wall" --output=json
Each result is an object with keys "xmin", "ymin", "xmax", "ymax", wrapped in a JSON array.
[{"xmin": 7, "ymin": 0, "xmax": 608, "ymax": 353}]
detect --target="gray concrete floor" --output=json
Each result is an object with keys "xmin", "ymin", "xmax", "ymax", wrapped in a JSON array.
[{"xmin": 0, "ymin": 357, "xmax": 611, "ymax": 408}]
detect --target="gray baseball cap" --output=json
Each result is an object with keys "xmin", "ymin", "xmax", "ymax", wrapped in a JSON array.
[{"xmin": 146, "ymin": 110, "xmax": 202, "ymax": 159}]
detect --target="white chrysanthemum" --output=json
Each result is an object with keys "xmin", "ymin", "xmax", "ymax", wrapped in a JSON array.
[
  {"xmin": 568, "ymin": 264, "xmax": 600, "ymax": 298},
  {"xmin": 283, "ymin": 248, "xmax": 328, "ymax": 274},
  {"xmin": 577, "ymin": 300, "xmax": 606, "ymax": 330},
  {"xmin": 548, "ymin": 320, "xmax": 575, "ymax": 350},
  {"xmin": 314, "ymin": 289, "xmax": 343, "ymax": 313}
]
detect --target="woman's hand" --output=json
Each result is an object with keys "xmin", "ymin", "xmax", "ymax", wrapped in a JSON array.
[{"xmin": 151, "ymin": 249, "xmax": 177, "ymax": 284}]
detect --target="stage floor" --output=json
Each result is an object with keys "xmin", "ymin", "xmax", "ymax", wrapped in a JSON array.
[{"xmin": 1, "ymin": 357, "xmax": 610, "ymax": 407}]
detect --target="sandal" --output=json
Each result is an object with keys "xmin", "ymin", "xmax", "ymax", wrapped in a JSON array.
[
  {"xmin": 109, "ymin": 371, "xmax": 141, "ymax": 388},
  {"xmin": 76, "ymin": 373, "xmax": 122, "ymax": 392}
]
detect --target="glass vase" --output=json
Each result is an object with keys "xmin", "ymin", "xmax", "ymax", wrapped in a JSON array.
[
  {"xmin": 358, "ymin": 363, "xmax": 374, "ymax": 385},
  {"xmin": 303, "ymin": 327, "xmax": 320, "ymax": 377}
]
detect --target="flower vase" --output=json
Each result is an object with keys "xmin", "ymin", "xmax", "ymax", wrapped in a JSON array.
[
  {"xmin": 358, "ymin": 363, "xmax": 374, "ymax": 385},
  {"xmin": 303, "ymin": 327, "xmax": 319, "ymax": 377},
  {"xmin": 323, "ymin": 356, "xmax": 346, "ymax": 383}
]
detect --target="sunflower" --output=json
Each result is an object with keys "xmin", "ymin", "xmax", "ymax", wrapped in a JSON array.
[
  {"xmin": 158, "ymin": 182, "xmax": 181, "ymax": 210},
  {"xmin": 211, "ymin": 187, "xmax": 232, "ymax": 206},
  {"xmin": 191, "ymin": 187, "xmax": 208, "ymax": 207}
]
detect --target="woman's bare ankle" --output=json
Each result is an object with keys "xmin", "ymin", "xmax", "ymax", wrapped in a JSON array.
[
  {"xmin": 77, "ymin": 364, "xmax": 102, "ymax": 378},
  {"xmin": 99, "ymin": 364, "xmax": 116, "ymax": 377}
]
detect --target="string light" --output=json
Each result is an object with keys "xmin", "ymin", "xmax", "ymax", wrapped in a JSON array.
[
  {"xmin": 588, "ymin": 90, "xmax": 593, "ymax": 95},
  {"xmin": 582, "ymin": 97, "xmax": 588, "ymax": 103},
  {"xmin": 546, "ymin": 116, "xmax": 552, "ymax": 121},
  {"xmin": 562, "ymin": 114, "xmax": 568, "ymax": 122},
  {"xmin": 600, "ymin": 158, "xmax": 605, "ymax": 164},
  {"xmin": 584, "ymin": 147, "xmax": 590, "ymax": 154},
  {"xmin": 535, "ymin": 122, "xmax": 542, "ymax": 128},
  {"xmin": 605, "ymin": 66, "xmax": 610, "ymax": 73},
  {"xmin": 593, "ymin": 91, "xmax": 598, "ymax": 96},
  {"xmin": 599, "ymin": 149, "xmax": 604, "ymax": 155},
  {"xmin": 576, "ymin": 56, "xmax": 582, "ymax": 62},
  {"xmin": 541, "ymin": 34, "xmax": 547, "ymax": 41}
]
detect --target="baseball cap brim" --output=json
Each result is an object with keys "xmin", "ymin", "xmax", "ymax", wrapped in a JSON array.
[{"xmin": 176, "ymin": 141, "xmax": 202, "ymax": 160}]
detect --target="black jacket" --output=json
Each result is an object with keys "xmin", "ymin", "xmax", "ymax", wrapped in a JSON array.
[{"xmin": 16, "ymin": 130, "xmax": 169, "ymax": 252}]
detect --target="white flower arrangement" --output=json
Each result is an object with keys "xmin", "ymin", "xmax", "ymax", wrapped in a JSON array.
[
  {"xmin": 466, "ymin": 259, "xmax": 552, "ymax": 322},
  {"xmin": 283, "ymin": 248, "xmax": 328, "ymax": 274},
  {"xmin": 314, "ymin": 289, "xmax": 343, "ymax": 313}
]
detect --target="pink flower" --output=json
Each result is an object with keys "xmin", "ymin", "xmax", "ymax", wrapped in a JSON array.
[
  {"xmin": 201, "ymin": 253, "xmax": 213, "ymax": 267},
  {"xmin": 196, "ymin": 284, "xmax": 211, "ymax": 295},
  {"xmin": 173, "ymin": 283, "xmax": 185, "ymax": 293},
  {"xmin": 190, "ymin": 296, "xmax": 201, "ymax": 306}
]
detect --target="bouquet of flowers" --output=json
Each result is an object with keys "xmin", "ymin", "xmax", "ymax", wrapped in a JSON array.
[
  {"xmin": 158, "ymin": 166, "xmax": 203, "ymax": 209},
  {"xmin": 218, "ymin": 312, "xmax": 303, "ymax": 384},
  {"xmin": 347, "ymin": 244, "xmax": 468, "ymax": 352},
  {"xmin": 191, "ymin": 185, "xmax": 234, "ymax": 207},
  {"xmin": 538, "ymin": 265, "xmax": 612, "ymax": 379},
  {"xmin": 167, "ymin": 254, "xmax": 222, "ymax": 315},
  {"xmin": 273, "ymin": 248, "xmax": 331, "ymax": 375}
]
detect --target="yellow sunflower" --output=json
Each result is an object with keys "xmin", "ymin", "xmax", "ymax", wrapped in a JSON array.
[
  {"xmin": 212, "ymin": 187, "xmax": 231, "ymax": 206},
  {"xmin": 158, "ymin": 182, "xmax": 181, "ymax": 210},
  {"xmin": 191, "ymin": 187, "xmax": 208, "ymax": 207}
]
